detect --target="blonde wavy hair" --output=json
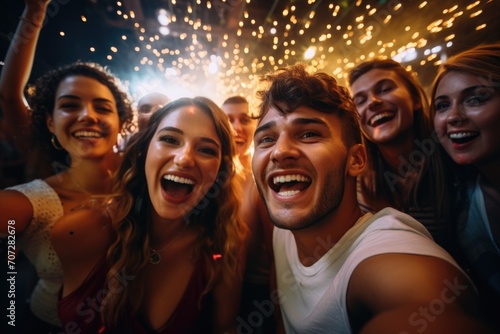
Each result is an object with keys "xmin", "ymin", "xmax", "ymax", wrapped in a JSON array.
[{"xmin": 101, "ymin": 97, "xmax": 248, "ymax": 328}]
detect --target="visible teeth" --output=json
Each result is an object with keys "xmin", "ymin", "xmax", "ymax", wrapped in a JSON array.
[
  {"xmin": 273, "ymin": 174, "xmax": 310, "ymax": 185},
  {"xmin": 449, "ymin": 132, "xmax": 477, "ymax": 139},
  {"xmin": 163, "ymin": 174, "xmax": 195, "ymax": 185},
  {"xmin": 74, "ymin": 131, "xmax": 101, "ymax": 138},
  {"xmin": 369, "ymin": 112, "xmax": 393, "ymax": 126},
  {"xmin": 278, "ymin": 190, "xmax": 300, "ymax": 197}
]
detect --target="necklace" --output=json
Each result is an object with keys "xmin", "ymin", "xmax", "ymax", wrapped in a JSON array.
[
  {"xmin": 66, "ymin": 169, "xmax": 112, "ymax": 196},
  {"xmin": 148, "ymin": 227, "xmax": 190, "ymax": 265},
  {"xmin": 69, "ymin": 173, "xmax": 92, "ymax": 196},
  {"xmin": 149, "ymin": 248, "xmax": 162, "ymax": 264}
]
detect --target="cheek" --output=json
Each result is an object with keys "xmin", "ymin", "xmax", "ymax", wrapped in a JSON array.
[
  {"xmin": 144, "ymin": 144, "xmax": 157, "ymax": 176},
  {"xmin": 359, "ymin": 123, "xmax": 373, "ymax": 141},
  {"xmin": 197, "ymin": 163, "xmax": 221, "ymax": 195},
  {"xmin": 356, "ymin": 107, "xmax": 368, "ymax": 124},
  {"xmin": 251, "ymin": 153, "xmax": 263, "ymax": 174},
  {"xmin": 109, "ymin": 115, "xmax": 122, "ymax": 130},
  {"xmin": 208, "ymin": 161, "xmax": 222, "ymax": 180},
  {"xmin": 144, "ymin": 156, "xmax": 154, "ymax": 183},
  {"xmin": 433, "ymin": 116, "xmax": 447, "ymax": 137},
  {"xmin": 478, "ymin": 111, "xmax": 500, "ymax": 129}
]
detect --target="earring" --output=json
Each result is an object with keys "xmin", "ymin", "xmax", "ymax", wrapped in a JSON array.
[{"xmin": 51, "ymin": 135, "xmax": 63, "ymax": 150}]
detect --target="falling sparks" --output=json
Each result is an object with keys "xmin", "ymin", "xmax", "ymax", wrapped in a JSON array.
[{"xmin": 16, "ymin": 0, "xmax": 499, "ymax": 105}]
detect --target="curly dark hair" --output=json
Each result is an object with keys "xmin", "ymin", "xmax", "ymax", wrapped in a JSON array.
[
  {"xmin": 26, "ymin": 61, "xmax": 134, "ymax": 169},
  {"xmin": 256, "ymin": 63, "xmax": 361, "ymax": 147}
]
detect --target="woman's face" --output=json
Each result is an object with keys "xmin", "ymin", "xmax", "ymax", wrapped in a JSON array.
[
  {"xmin": 145, "ymin": 106, "xmax": 223, "ymax": 222},
  {"xmin": 351, "ymin": 68, "xmax": 418, "ymax": 145},
  {"xmin": 46, "ymin": 75, "xmax": 121, "ymax": 160},
  {"xmin": 434, "ymin": 70, "xmax": 500, "ymax": 166}
]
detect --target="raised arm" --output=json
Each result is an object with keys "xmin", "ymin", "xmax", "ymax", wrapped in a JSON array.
[
  {"xmin": 348, "ymin": 253, "xmax": 491, "ymax": 333},
  {"xmin": 0, "ymin": 0, "xmax": 51, "ymax": 152}
]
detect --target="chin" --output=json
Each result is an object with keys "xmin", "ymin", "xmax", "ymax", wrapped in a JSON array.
[{"xmin": 237, "ymin": 147, "xmax": 247, "ymax": 156}]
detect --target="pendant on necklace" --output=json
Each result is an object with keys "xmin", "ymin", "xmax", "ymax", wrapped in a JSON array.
[{"xmin": 150, "ymin": 248, "xmax": 161, "ymax": 264}]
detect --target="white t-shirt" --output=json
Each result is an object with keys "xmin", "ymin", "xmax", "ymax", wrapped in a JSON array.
[{"xmin": 273, "ymin": 207, "xmax": 465, "ymax": 334}]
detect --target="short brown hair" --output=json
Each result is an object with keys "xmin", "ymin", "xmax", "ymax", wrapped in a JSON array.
[
  {"xmin": 256, "ymin": 64, "xmax": 361, "ymax": 146},
  {"xmin": 222, "ymin": 95, "xmax": 248, "ymax": 105}
]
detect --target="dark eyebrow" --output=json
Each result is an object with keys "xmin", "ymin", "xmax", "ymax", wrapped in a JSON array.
[
  {"xmin": 157, "ymin": 126, "xmax": 221, "ymax": 148},
  {"xmin": 291, "ymin": 117, "xmax": 329, "ymax": 128},
  {"xmin": 57, "ymin": 95, "xmax": 81, "ymax": 101},
  {"xmin": 254, "ymin": 120, "xmax": 276, "ymax": 138},
  {"xmin": 434, "ymin": 85, "xmax": 497, "ymax": 101},
  {"xmin": 158, "ymin": 126, "xmax": 183, "ymax": 135},
  {"xmin": 254, "ymin": 116, "xmax": 329, "ymax": 138},
  {"xmin": 57, "ymin": 95, "xmax": 114, "ymax": 104}
]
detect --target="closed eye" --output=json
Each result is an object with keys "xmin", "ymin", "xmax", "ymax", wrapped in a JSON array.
[
  {"xmin": 380, "ymin": 85, "xmax": 393, "ymax": 93},
  {"xmin": 59, "ymin": 103, "xmax": 81, "ymax": 110},
  {"xmin": 353, "ymin": 95, "xmax": 366, "ymax": 107},
  {"xmin": 95, "ymin": 105, "xmax": 114, "ymax": 113}
]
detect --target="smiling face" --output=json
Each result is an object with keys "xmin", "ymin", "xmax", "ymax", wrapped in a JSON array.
[
  {"xmin": 221, "ymin": 102, "xmax": 257, "ymax": 157},
  {"xmin": 145, "ymin": 106, "xmax": 222, "ymax": 222},
  {"xmin": 252, "ymin": 106, "xmax": 350, "ymax": 230},
  {"xmin": 434, "ymin": 71, "xmax": 500, "ymax": 166},
  {"xmin": 350, "ymin": 68, "xmax": 418, "ymax": 145},
  {"xmin": 46, "ymin": 75, "xmax": 120, "ymax": 161}
]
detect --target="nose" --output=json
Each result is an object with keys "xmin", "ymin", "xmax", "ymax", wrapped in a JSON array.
[
  {"xmin": 446, "ymin": 102, "xmax": 468, "ymax": 126},
  {"xmin": 231, "ymin": 120, "xmax": 243, "ymax": 134},
  {"xmin": 78, "ymin": 104, "xmax": 99, "ymax": 123},
  {"xmin": 270, "ymin": 133, "xmax": 300, "ymax": 163},
  {"xmin": 174, "ymin": 144, "xmax": 195, "ymax": 168},
  {"xmin": 367, "ymin": 92, "xmax": 382, "ymax": 110}
]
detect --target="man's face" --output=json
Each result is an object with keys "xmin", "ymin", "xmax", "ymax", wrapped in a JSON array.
[
  {"xmin": 221, "ymin": 102, "xmax": 257, "ymax": 157},
  {"xmin": 252, "ymin": 106, "xmax": 349, "ymax": 230},
  {"xmin": 137, "ymin": 93, "xmax": 170, "ymax": 131}
]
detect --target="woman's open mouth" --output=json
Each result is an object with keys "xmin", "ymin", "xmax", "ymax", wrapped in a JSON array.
[{"xmin": 161, "ymin": 174, "xmax": 195, "ymax": 198}]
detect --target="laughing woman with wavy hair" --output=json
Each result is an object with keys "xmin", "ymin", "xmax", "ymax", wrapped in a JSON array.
[
  {"xmin": 51, "ymin": 97, "xmax": 248, "ymax": 333},
  {"xmin": 348, "ymin": 59, "xmax": 451, "ymax": 248},
  {"xmin": 430, "ymin": 43, "xmax": 500, "ymax": 330}
]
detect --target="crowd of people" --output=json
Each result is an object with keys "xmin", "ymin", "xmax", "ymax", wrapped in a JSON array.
[{"xmin": 0, "ymin": 1, "xmax": 499, "ymax": 333}]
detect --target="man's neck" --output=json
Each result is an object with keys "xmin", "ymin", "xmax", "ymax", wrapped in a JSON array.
[{"xmin": 292, "ymin": 203, "xmax": 362, "ymax": 267}]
